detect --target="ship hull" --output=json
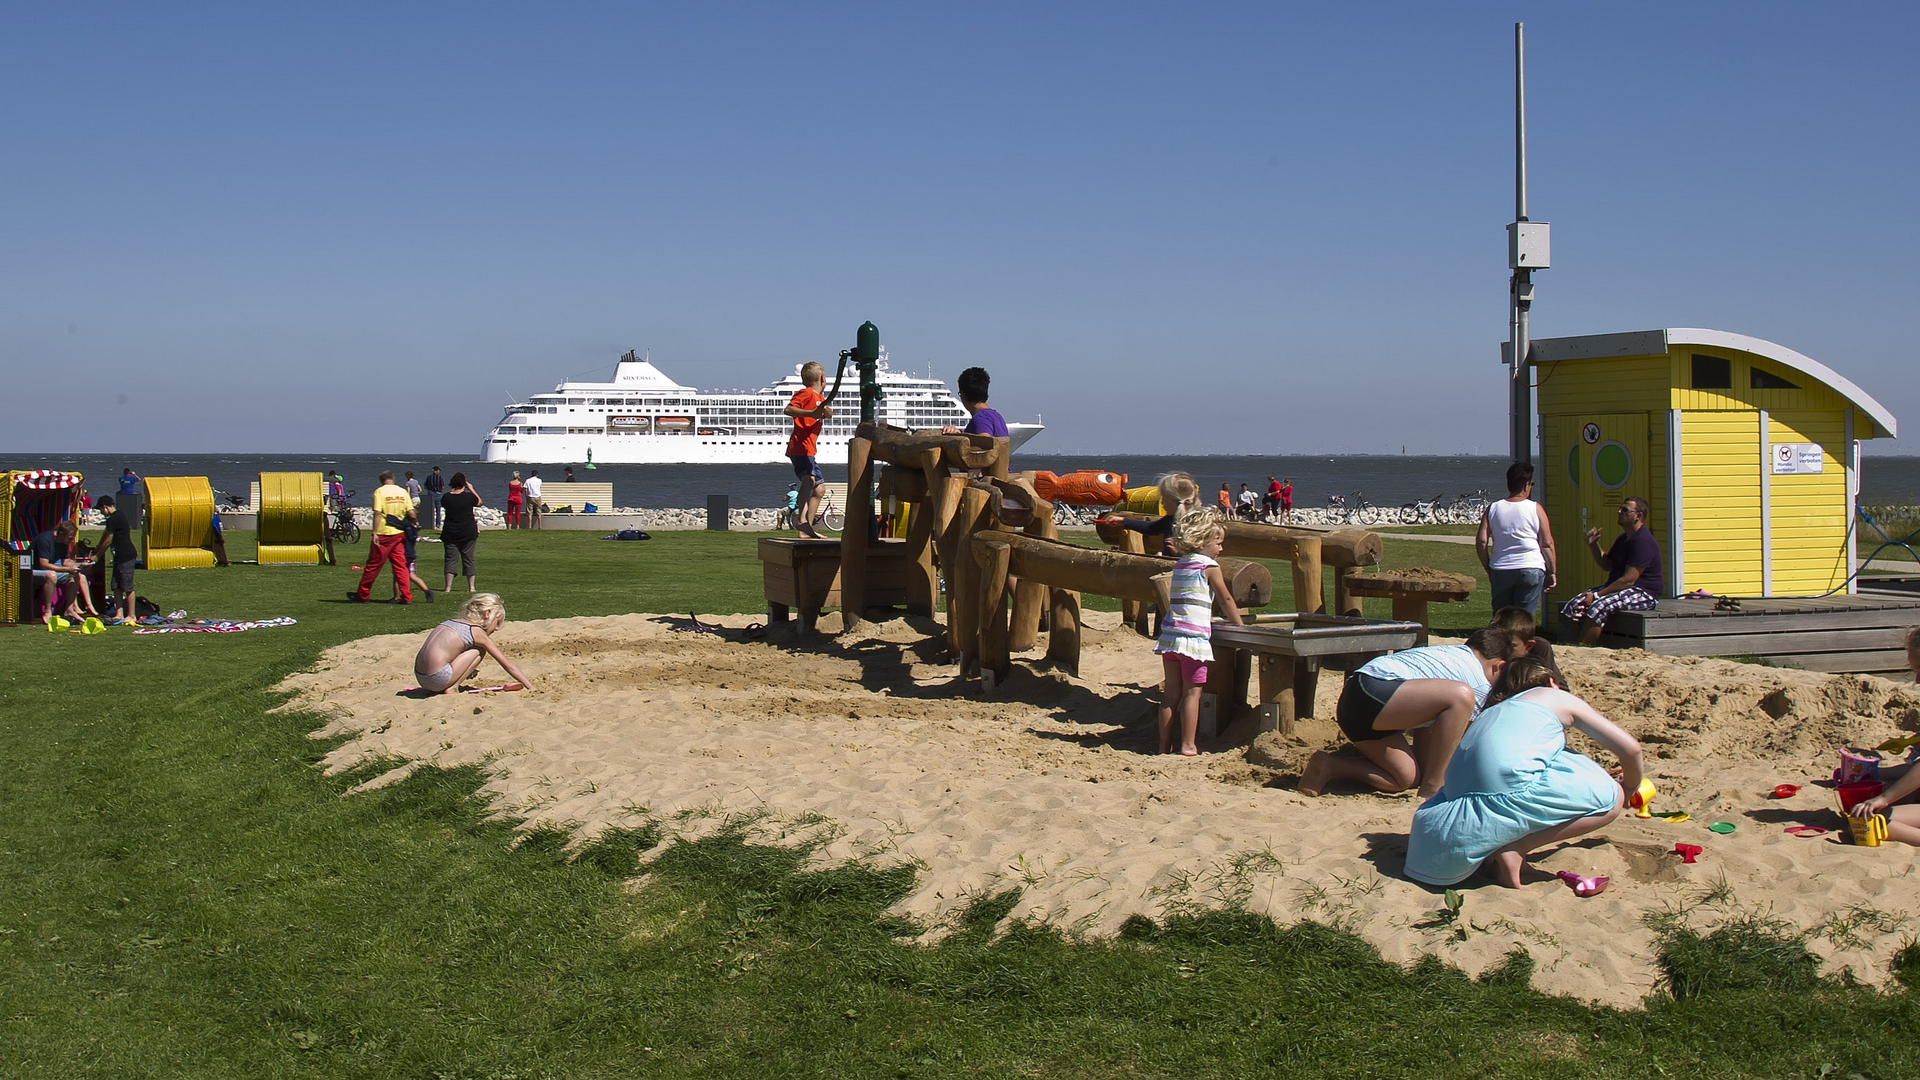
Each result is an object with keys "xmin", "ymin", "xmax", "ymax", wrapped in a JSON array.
[{"xmin": 482, "ymin": 424, "xmax": 1042, "ymax": 465}]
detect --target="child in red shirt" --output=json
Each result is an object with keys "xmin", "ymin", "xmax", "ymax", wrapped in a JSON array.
[{"xmin": 784, "ymin": 361, "xmax": 833, "ymax": 538}]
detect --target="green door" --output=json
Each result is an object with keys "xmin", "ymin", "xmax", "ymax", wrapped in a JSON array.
[{"xmin": 1545, "ymin": 413, "xmax": 1649, "ymax": 605}]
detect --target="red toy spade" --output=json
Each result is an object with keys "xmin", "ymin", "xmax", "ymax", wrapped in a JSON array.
[{"xmin": 1673, "ymin": 843, "xmax": 1703, "ymax": 864}]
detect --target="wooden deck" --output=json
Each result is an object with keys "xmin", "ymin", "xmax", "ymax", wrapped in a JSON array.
[{"xmin": 1597, "ymin": 594, "xmax": 1920, "ymax": 677}]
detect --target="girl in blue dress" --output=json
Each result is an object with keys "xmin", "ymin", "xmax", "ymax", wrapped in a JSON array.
[
  {"xmin": 1405, "ymin": 658, "xmax": 1643, "ymax": 889},
  {"xmin": 1154, "ymin": 509, "xmax": 1243, "ymax": 755}
]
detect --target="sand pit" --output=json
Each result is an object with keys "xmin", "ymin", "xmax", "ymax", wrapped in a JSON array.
[{"xmin": 277, "ymin": 613, "xmax": 1920, "ymax": 1007}]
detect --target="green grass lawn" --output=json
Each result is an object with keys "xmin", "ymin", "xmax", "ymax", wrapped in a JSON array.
[{"xmin": 2, "ymin": 529, "xmax": 1914, "ymax": 1078}]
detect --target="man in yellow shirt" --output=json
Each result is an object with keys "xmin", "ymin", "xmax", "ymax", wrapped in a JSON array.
[{"xmin": 350, "ymin": 471, "xmax": 416, "ymax": 603}]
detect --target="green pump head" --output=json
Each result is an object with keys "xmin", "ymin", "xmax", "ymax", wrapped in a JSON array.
[{"xmin": 855, "ymin": 321, "xmax": 880, "ymax": 363}]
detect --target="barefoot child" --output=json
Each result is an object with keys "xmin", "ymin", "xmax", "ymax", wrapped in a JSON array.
[
  {"xmin": 1299, "ymin": 627, "xmax": 1514, "ymax": 798},
  {"xmin": 1406, "ymin": 658, "xmax": 1642, "ymax": 888},
  {"xmin": 783, "ymin": 361, "xmax": 833, "ymax": 538},
  {"xmin": 1847, "ymin": 626, "xmax": 1920, "ymax": 845},
  {"xmin": 413, "ymin": 593, "xmax": 534, "ymax": 694},
  {"xmin": 1155, "ymin": 509, "xmax": 1244, "ymax": 755}
]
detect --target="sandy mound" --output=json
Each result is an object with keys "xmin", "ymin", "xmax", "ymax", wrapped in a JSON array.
[{"xmin": 277, "ymin": 614, "xmax": 1920, "ymax": 1007}]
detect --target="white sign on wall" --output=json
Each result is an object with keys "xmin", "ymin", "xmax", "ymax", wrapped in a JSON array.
[{"xmin": 1771, "ymin": 443, "xmax": 1824, "ymax": 474}]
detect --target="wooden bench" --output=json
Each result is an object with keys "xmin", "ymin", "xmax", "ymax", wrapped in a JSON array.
[
  {"xmin": 1597, "ymin": 594, "xmax": 1920, "ymax": 677},
  {"xmin": 536, "ymin": 482, "xmax": 615, "ymax": 514}
]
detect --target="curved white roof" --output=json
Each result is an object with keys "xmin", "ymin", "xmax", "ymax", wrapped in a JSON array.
[{"xmin": 1521, "ymin": 328, "xmax": 1897, "ymax": 439}]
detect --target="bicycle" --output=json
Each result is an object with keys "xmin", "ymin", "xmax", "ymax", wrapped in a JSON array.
[
  {"xmin": 817, "ymin": 487, "xmax": 845, "ymax": 534},
  {"xmin": 327, "ymin": 489, "xmax": 360, "ymax": 544},
  {"xmin": 1450, "ymin": 488, "xmax": 1491, "ymax": 524},
  {"xmin": 212, "ymin": 487, "xmax": 249, "ymax": 512},
  {"xmin": 1398, "ymin": 493, "xmax": 1443, "ymax": 526},
  {"xmin": 1323, "ymin": 492, "xmax": 1348, "ymax": 525},
  {"xmin": 1348, "ymin": 490, "xmax": 1386, "ymax": 526}
]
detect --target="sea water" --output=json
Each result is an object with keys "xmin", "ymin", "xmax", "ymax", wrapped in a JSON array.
[{"xmin": 10, "ymin": 451, "xmax": 1920, "ymax": 511}]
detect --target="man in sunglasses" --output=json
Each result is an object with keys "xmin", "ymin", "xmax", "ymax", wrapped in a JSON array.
[{"xmin": 1559, "ymin": 496, "xmax": 1663, "ymax": 646}]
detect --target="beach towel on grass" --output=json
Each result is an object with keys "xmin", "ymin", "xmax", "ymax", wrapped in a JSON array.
[{"xmin": 134, "ymin": 617, "xmax": 298, "ymax": 635}]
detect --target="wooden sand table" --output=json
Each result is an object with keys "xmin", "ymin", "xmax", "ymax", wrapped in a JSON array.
[{"xmin": 1341, "ymin": 567, "xmax": 1474, "ymax": 646}]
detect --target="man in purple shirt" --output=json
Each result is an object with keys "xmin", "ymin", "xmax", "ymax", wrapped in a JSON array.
[
  {"xmin": 1559, "ymin": 496, "xmax": 1664, "ymax": 645},
  {"xmin": 941, "ymin": 367, "xmax": 1009, "ymax": 438}
]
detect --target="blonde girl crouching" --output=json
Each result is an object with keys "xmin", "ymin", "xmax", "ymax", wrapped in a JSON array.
[
  {"xmin": 1154, "ymin": 509, "xmax": 1244, "ymax": 755},
  {"xmin": 412, "ymin": 592, "xmax": 536, "ymax": 694}
]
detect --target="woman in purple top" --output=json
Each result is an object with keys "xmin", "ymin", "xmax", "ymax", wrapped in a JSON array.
[
  {"xmin": 941, "ymin": 367, "xmax": 1008, "ymax": 438},
  {"xmin": 1559, "ymin": 496, "xmax": 1663, "ymax": 645}
]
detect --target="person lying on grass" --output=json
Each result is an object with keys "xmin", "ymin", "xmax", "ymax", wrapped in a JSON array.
[
  {"xmin": 1404, "ymin": 657, "xmax": 1643, "ymax": 889},
  {"xmin": 413, "ymin": 592, "xmax": 534, "ymax": 694},
  {"xmin": 1298, "ymin": 627, "xmax": 1514, "ymax": 798}
]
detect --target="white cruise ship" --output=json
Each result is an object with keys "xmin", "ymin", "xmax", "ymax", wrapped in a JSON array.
[{"xmin": 482, "ymin": 351, "xmax": 1044, "ymax": 465}]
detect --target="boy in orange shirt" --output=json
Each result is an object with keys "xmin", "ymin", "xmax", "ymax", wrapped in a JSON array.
[{"xmin": 784, "ymin": 361, "xmax": 833, "ymax": 538}]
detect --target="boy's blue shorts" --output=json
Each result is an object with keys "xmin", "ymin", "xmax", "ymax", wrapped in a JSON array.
[{"xmin": 789, "ymin": 454, "xmax": 823, "ymax": 483}]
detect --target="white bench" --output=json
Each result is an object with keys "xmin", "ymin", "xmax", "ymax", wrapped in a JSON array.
[{"xmin": 536, "ymin": 482, "xmax": 615, "ymax": 514}]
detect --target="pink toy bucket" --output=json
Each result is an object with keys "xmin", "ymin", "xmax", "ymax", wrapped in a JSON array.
[{"xmin": 1834, "ymin": 750, "xmax": 1882, "ymax": 785}]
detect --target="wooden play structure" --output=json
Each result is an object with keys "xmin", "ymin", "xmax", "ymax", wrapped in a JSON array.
[
  {"xmin": 756, "ymin": 424, "xmax": 1010, "ymax": 636},
  {"xmin": 3, "ymin": 469, "xmax": 97, "ymax": 626},
  {"xmin": 759, "ymin": 535, "xmax": 910, "ymax": 634},
  {"xmin": 1342, "ymin": 568, "xmax": 1476, "ymax": 647},
  {"xmin": 1096, "ymin": 514, "xmax": 1386, "ymax": 619},
  {"xmin": 1211, "ymin": 615, "xmax": 1423, "ymax": 735},
  {"xmin": 142, "ymin": 477, "xmax": 230, "ymax": 570},
  {"xmin": 255, "ymin": 472, "xmax": 331, "ymax": 565}
]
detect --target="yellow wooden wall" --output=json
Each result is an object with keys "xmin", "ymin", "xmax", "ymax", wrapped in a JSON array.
[
  {"xmin": 1764, "ymin": 410, "xmax": 1850, "ymax": 594},
  {"xmin": 1675, "ymin": 410, "xmax": 1762, "ymax": 596}
]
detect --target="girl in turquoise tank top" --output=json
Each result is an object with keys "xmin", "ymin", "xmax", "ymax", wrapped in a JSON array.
[{"xmin": 1405, "ymin": 658, "xmax": 1643, "ymax": 889}]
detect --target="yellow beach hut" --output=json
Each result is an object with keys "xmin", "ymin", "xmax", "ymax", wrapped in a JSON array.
[{"xmin": 1526, "ymin": 328, "xmax": 1897, "ymax": 610}]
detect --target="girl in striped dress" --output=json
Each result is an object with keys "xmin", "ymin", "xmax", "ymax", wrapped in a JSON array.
[{"xmin": 1155, "ymin": 509, "xmax": 1243, "ymax": 755}]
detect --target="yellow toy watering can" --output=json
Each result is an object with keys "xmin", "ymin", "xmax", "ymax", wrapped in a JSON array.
[{"xmin": 1630, "ymin": 778, "xmax": 1657, "ymax": 819}]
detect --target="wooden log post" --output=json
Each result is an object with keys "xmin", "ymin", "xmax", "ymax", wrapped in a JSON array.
[
  {"xmin": 975, "ymin": 539, "xmax": 1013, "ymax": 688},
  {"xmin": 934, "ymin": 474, "xmax": 970, "ymax": 652},
  {"xmin": 949, "ymin": 486, "xmax": 994, "ymax": 675},
  {"xmin": 840, "ymin": 436, "xmax": 873, "ymax": 632},
  {"xmin": 1118, "ymin": 527, "xmax": 1148, "ymax": 631},
  {"xmin": 999, "ymin": 475, "xmax": 1056, "ymax": 652},
  {"xmin": 986, "ymin": 436, "xmax": 1011, "ymax": 480},
  {"xmin": 1258, "ymin": 653, "xmax": 1297, "ymax": 736},
  {"xmin": 1045, "ymin": 587, "xmax": 1082, "ymax": 676},
  {"xmin": 1334, "ymin": 566, "xmax": 1364, "ymax": 617},
  {"xmin": 1292, "ymin": 534, "xmax": 1324, "ymax": 615}
]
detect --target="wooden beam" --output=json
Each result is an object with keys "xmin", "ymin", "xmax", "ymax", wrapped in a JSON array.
[
  {"xmin": 975, "ymin": 529, "xmax": 1174, "ymax": 602},
  {"xmin": 949, "ymin": 486, "xmax": 994, "ymax": 674},
  {"xmin": 840, "ymin": 436, "xmax": 873, "ymax": 632},
  {"xmin": 1117, "ymin": 526, "xmax": 1147, "ymax": 627},
  {"xmin": 975, "ymin": 539, "xmax": 1013, "ymax": 686},
  {"xmin": 1009, "ymin": 500, "xmax": 1057, "ymax": 652},
  {"xmin": 858, "ymin": 423, "xmax": 1003, "ymax": 472},
  {"xmin": 1045, "ymin": 588, "xmax": 1082, "ymax": 676}
]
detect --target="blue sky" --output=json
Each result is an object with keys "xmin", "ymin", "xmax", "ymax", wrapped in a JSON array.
[{"xmin": 3, "ymin": 3, "xmax": 1913, "ymax": 455}]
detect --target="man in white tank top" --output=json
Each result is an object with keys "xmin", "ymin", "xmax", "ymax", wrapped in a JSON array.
[{"xmin": 1476, "ymin": 461, "xmax": 1556, "ymax": 620}]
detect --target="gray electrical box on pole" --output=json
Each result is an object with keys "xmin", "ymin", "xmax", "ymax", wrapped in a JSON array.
[{"xmin": 1506, "ymin": 22, "xmax": 1545, "ymax": 465}]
